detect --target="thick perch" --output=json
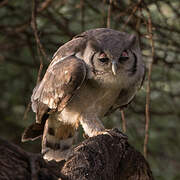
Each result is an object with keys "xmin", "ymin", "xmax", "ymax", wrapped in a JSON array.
[{"xmin": 0, "ymin": 129, "xmax": 154, "ymax": 180}]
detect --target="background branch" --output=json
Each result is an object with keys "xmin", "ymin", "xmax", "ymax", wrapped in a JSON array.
[{"xmin": 144, "ymin": 6, "xmax": 155, "ymax": 159}]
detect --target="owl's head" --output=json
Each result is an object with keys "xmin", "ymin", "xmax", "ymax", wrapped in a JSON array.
[{"xmin": 82, "ymin": 28, "xmax": 144, "ymax": 83}]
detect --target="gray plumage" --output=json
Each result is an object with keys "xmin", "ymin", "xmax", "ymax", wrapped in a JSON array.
[{"xmin": 22, "ymin": 28, "xmax": 145, "ymax": 161}]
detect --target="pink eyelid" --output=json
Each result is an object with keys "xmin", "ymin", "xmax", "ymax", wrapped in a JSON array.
[
  {"xmin": 99, "ymin": 52, "xmax": 106, "ymax": 58},
  {"xmin": 99, "ymin": 51, "xmax": 128, "ymax": 58},
  {"xmin": 121, "ymin": 51, "xmax": 128, "ymax": 57}
]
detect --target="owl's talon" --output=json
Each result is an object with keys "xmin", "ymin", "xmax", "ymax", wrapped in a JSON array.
[
  {"xmin": 97, "ymin": 130, "xmax": 113, "ymax": 138},
  {"xmin": 97, "ymin": 129, "xmax": 128, "ymax": 140},
  {"xmin": 102, "ymin": 131, "xmax": 113, "ymax": 138}
]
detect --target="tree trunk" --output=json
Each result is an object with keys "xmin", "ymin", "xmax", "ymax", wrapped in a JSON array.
[{"xmin": 0, "ymin": 129, "xmax": 154, "ymax": 180}]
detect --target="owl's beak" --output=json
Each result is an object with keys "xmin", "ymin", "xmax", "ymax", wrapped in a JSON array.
[{"xmin": 112, "ymin": 61, "xmax": 117, "ymax": 76}]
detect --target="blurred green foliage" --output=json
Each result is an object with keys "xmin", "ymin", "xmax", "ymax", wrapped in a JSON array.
[{"xmin": 0, "ymin": 0, "xmax": 180, "ymax": 179}]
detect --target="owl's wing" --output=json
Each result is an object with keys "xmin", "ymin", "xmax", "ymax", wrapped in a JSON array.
[
  {"xmin": 32, "ymin": 55, "xmax": 87, "ymax": 124},
  {"xmin": 22, "ymin": 36, "xmax": 88, "ymax": 142}
]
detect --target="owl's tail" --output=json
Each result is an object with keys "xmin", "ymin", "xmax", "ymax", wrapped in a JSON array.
[
  {"xmin": 22, "ymin": 116, "xmax": 77, "ymax": 161},
  {"xmin": 42, "ymin": 116, "xmax": 78, "ymax": 161}
]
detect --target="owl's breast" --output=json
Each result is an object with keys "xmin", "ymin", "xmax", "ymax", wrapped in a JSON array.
[
  {"xmin": 92, "ymin": 89, "xmax": 120, "ymax": 116},
  {"xmin": 66, "ymin": 77, "xmax": 121, "ymax": 117}
]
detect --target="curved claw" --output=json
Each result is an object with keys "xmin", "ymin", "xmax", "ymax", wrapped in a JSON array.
[{"xmin": 97, "ymin": 129, "xmax": 113, "ymax": 138}]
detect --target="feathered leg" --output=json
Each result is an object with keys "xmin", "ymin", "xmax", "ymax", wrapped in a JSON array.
[{"xmin": 42, "ymin": 115, "xmax": 78, "ymax": 161}]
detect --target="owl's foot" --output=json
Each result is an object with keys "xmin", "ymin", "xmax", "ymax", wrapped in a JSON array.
[
  {"xmin": 97, "ymin": 128, "xmax": 128, "ymax": 139},
  {"xmin": 83, "ymin": 129, "xmax": 113, "ymax": 138},
  {"xmin": 84, "ymin": 128, "xmax": 128, "ymax": 139},
  {"xmin": 96, "ymin": 129, "xmax": 114, "ymax": 138}
]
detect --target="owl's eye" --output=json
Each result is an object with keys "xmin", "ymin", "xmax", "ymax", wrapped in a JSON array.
[
  {"xmin": 119, "ymin": 50, "xmax": 129, "ymax": 62},
  {"xmin": 98, "ymin": 52, "xmax": 109, "ymax": 63},
  {"xmin": 98, "ymin": 58, "xmax": 109, "ymax": 63}
]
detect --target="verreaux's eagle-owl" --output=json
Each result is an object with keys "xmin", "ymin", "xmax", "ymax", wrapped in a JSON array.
[{"xmin": 22, "ymin": 28, "xmax": 145, "ymax": 161}]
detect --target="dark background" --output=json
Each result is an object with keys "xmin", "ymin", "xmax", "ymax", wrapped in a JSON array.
[{"xmin": 0, "ymin": 0, "xmax": 180, "ymax": 179}]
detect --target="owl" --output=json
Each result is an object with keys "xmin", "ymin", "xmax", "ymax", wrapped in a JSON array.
[{"xmin": 22, "ymin": 28, "xmax": 145, "ymax": 161}]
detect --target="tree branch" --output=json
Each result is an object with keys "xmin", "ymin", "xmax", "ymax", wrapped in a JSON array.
[{"xmin": 0, "ymin": 129, "xmax": 154, "ymax": 180}]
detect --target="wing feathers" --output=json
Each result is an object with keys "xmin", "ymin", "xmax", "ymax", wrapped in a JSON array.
[{"xmin": 31, "ymin": 55, "xmax": 87, "ymax": 123}]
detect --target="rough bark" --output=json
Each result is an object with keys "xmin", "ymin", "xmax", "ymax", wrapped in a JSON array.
[{"xmin": 0, "ymin": 129, "xmax": 154, "ymax": 180}]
